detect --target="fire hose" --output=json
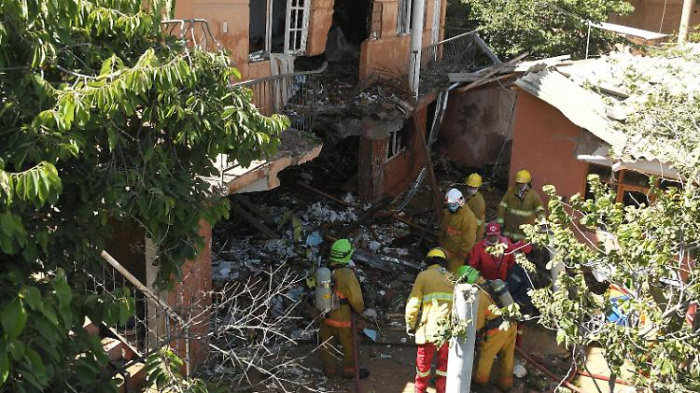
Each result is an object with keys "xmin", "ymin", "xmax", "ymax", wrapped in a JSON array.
[{"xmin": 515, "ymin": 347, "xmax": 587, "ymax": 393}]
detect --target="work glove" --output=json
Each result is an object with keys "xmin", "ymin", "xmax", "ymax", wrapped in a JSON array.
[{"xmin": 406, "ymin": 326, "xmax": 416, "ymax": 337}]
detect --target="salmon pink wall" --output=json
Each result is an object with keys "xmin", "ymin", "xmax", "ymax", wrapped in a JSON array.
[{"xmin": 510, "ymin": 90, "xmax": 588, "ymax": 202}]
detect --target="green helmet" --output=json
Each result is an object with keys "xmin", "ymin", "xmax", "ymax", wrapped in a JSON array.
[
  {"xmin": 455, "ymin": 265, "xmax": 480, "ymax": 284},
  {"xmin": 329, "ymin": 239, "xmax": 354, "ymax": 264}
]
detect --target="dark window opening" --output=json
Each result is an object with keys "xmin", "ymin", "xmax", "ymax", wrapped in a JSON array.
[
  {"xmin": 621, "ymin": 170, "xmax": 650, "ymax": 187},
  {"xmin": 584, "ymin": 164, "xmax": 613, "ymax": 200},
  {"xmin": 622, "ymin": 190, "xmax": 649, "ymax": 207},
  {"xmin": 332, "ymin": 0, "xmax": 371, "ymax": 46},
  {"xmin": 249, "ymin": 0, "xmax": 268, "ymax": 55},
  {"xmin": 387, "ymin": 123, "xmax": 408, "ymax": 159},
  {"xmin": 271, "ymin": 0, "xmax": 287, "ymax": 53}
]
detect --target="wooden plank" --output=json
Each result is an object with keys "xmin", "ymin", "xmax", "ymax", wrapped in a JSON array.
[
  {"xmin": 456, "ymin": 52, "xmax": 529, "ymax": 93},
  {"xmin": 411, "ymin": 113, "xmax": 443, "ymax": 219},
  {"xmin": 474, "ymin": 33, "xmax": 502, "ymax": 64},
  {"xmin": 229, "ymin": 202, "xmax": 278, "ymax": 239},
  {"xmin": 232, "ymin": 194, "xmax": 276, "ymax": 226},
  {"xmin": 297, "ymin": 181, "xmax": 351, "ymax": 207}
]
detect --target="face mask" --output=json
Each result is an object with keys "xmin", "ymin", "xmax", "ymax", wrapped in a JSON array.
[
  {"xmin": 466, "ymin": 187, "xmax": 478, "ymax": 197},
  {"xmin": 447, "ymin": 203, "xmax": 460, "ymax": 213},
  {"xmin": 486, "ymin": 235, "xmax": 499, "ymax": 245},
  {"xmin": 516, "ymin": 183, "xmax": 528, "ymax": 192}
]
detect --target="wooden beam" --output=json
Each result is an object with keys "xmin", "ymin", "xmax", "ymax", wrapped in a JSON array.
[
  {"xmin": 297, "ymin": 181, "xmax": 351, "ymax": 207},
  {"xmin": 229, "ymin": 202, "xmax": 278, "ymax": 239},
  {"xmin": 232, "ymin": 194, "xmax": 276, "ymax": 227},
  {"xmin": 456, "ymin": 52, "xmax": 529, "ymax": 93},
  {"xmin": 411, "ymin": 113, "xmax": 443, "ymax": 219}
]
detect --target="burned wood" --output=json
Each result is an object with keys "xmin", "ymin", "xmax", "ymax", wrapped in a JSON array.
[
  {"xmin": 411, "ymin": 114, "xmax": 443, "ymax": 219},
  {"xmin": 393, "ymin": 214, "xmax": 437, "ymax": 243},
  {"xmin": 416, "ymin": 215, "xmax": 437, "ymax": 248},
  {"xmin": 230, "ymin": 202, "xmax": 278, "ymax": 239},
  {"xmin": 296, "ymin": 181, "xmax": 351, "ymax": 207},
  {"xmin": 456, "ymin": 52, "xmax": 529, "ymax": 93},
  {"xmin": 232, "ymin": 194, "xmax": 276, "ymax": 227}
]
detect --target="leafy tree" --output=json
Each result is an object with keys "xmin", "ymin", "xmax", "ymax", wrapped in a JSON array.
[
  {"xmin": 0, "ymin": 0, "xmax": 287, "ymax": 391},
  {"xmin": 450, "ymin": 0, "xmax": 634, "ymax": 59},
  {"xmin": 524, "ymin": 47, "xmax": 700, "ymax": 392}
]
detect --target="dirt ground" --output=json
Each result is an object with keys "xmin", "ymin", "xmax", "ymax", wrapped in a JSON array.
[{"xmin": 294, "ymin": 323, "xmax": 569, "ymax": 393}]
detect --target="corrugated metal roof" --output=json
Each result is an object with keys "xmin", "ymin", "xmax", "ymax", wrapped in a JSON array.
[
  {"xmin": 515, "ymin": 69, "xmax": 627, "ymax": 152},
  {"xmin": 516, "ymin": 45, "xmax": 700, "ymax": 170}
]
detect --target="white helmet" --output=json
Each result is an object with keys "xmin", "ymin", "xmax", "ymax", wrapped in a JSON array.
[{"xmin": 445, "ymin": 188, "xmax": 465, "ymax": 206}]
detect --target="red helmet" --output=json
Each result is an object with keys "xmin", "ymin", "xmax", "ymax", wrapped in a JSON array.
[{"xmin": 486, "ymin": 222, "xmax": 501, "ymax": 236}]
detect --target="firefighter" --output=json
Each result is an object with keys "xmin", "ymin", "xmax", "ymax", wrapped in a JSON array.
[
  {"xmin": 319, "ymin": 239, "xmax": 370, "ymax": 379},
  {"xmin": 465, "ymin": 173, "xmax": 486, "ymax": 241},
  {"xmin": 405, "ymin": 248, "xmax": 454, "ymax": 393},
  {"xmin": 456, "ymin": 265, "xmax": 517, "ymax": 391},
  {"xmin": 496, "ymin": 169, "xmax": 545, "ymax": 242},
  {"xmin": 440, "ymin": 188, "xmax": 478, "ymax": 273},
  {"xmin": 468, "ymin": 222, "xmax": 532, "ymax": 281}
]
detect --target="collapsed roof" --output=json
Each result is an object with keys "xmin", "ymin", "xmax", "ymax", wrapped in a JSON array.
[{"xmin": 516, "ymin": 44, "xmax": 700, "ymax": 178}]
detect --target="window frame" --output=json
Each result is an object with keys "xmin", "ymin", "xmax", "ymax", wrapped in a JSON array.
[{"xmin": 249, "ymin": 0, "xmax": 310, "ymax": 60}]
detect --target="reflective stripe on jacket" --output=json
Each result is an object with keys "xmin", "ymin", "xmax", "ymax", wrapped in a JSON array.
[
  {"xmin": 405, "ymin": 265, "xmax": 455, "ymax": 345},
  {"xmin": 324, "ymin": 267, "xmax": 364, "ymax": 326},
  {"xmin": 440, "ymin": 206, "xmax": 478, "ymax": 257},
  {"xmin": 496, "ymin": 187, "xmax": 544, "ymax": 241}
]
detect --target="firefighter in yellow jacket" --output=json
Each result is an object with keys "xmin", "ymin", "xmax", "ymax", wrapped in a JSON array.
[
  {"xmin": 496, "ymin": 169, "xmax": 545, "ymax": 241},
  {"xmin": 440, "ymin": 188, "xmax": 478, "ymax": 273},
  {"xmin": 405, "ymin": 248, "xmax": 454, "ymax": 393},
  {"xmin": 465, "ymin": 173, "xmax": 486, "ymax": 241},
  {"xmin": 456, "ymin": 265, "xmax": 516, "ymax": 391},
  {"xmin": 319, "ymin": 239, "xmax": 370, "ymax": 379}
]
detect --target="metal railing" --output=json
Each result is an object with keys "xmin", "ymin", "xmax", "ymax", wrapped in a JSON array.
[
  {"xmin": 232, "ymin": 62, "xmax": 328, "ymax": 133},
  {"xmin": 85, "ymin": 251, "xmax": 193, "ymax": 375},
  {"xmin": 419, "ymin": 30, "xmax": 478, "ymax": 95},
  {"xmin": 162, "ymin": 19, "xmax": 223, "ymax": 54}
]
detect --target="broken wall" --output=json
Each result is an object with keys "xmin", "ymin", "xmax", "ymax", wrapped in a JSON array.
[
  {"xmin": 306, "ymin": 0, "xmax": 336, "ymax": 55},
  {"xmin": 608, "ymin": 0, "xmax": 700, "ymax": 34},
  {"xmin": 437, "ymin": 85, "xmax": 516, "ymax": 167},
  {"xmin": 166, "ymin": 219, "xmax": 213, "ymax": 371},
  {"xmin": 359, "ymin": 0, "xmax": 446, "ymax": 80},
  {"xmin": 509, "ymin": 90, "xmax": 588, "ymax": 201},
  {"xmin": 358, "ymin": 107, "xmax": 429, "ymax": 200}
]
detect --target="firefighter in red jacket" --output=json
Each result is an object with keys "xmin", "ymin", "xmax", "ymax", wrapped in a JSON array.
[{"xmin": 468, "ymin": 222, "xmax": 532, "ymax": 281}]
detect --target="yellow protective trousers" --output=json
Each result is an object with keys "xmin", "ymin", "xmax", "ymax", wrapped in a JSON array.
[
  {"xmin": 319, "ymin": 320, "xmax": 356, "ymax": 376},
  {"xmin": 475, "ymin": 325, "xmax": 517, "ymax": 390}
]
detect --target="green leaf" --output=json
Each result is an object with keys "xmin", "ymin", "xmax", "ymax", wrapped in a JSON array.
[
  {"xmin": 22, "ymin": 287, "xmax": 41, "ymax": 311},
  {"xmin": 7, "ymin": 339, "xmax": 25, "ymax": 361},
  {"xmin": 0, "ymin": 350, "xmax": 9, "ymax": 386},
  {"xmin": 1, "ymin": 298, "xmax": 27, "ymax": 339}
]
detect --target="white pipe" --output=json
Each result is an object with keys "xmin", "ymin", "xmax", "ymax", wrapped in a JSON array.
[
  {"xmin": 678, "ymin": 0, "xmax": 693, "ymax": 45},
  {"xmin": 446, "ymin": 284, "xmax": 479, "ymax": 393},
  {"xmin": 409, "ymin": 0, "xmax": 426, "ymax": 99}
]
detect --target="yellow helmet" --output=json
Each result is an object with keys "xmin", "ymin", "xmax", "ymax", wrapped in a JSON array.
[
  {"xmin": 465, "ymin": 173, "xmax": 482, "ymax": 188},
  {"xmin": 515, "ymin": 170, "xmax": 532, "ymax": 184},
  {"xmin": 426, "ymin": 247, "xmax": 447, "ymax": 260}
]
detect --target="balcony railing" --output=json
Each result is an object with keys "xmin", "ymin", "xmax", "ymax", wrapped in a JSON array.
[
  {"xmin": 419, "ymin": 30, "xmax": 478, "ymax": 95},
  {"xmin": 232, "ymin": 62, "xmax": 328, "ymax": 134}
]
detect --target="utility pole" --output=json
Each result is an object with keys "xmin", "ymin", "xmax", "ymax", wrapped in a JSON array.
[
  {"xmin": 446, "ymin": 284, "xmax": 479, "ymax": 393},
  {"xmin": 678, "ymin": 0, "xmax": 694, "ymax": 45}
]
